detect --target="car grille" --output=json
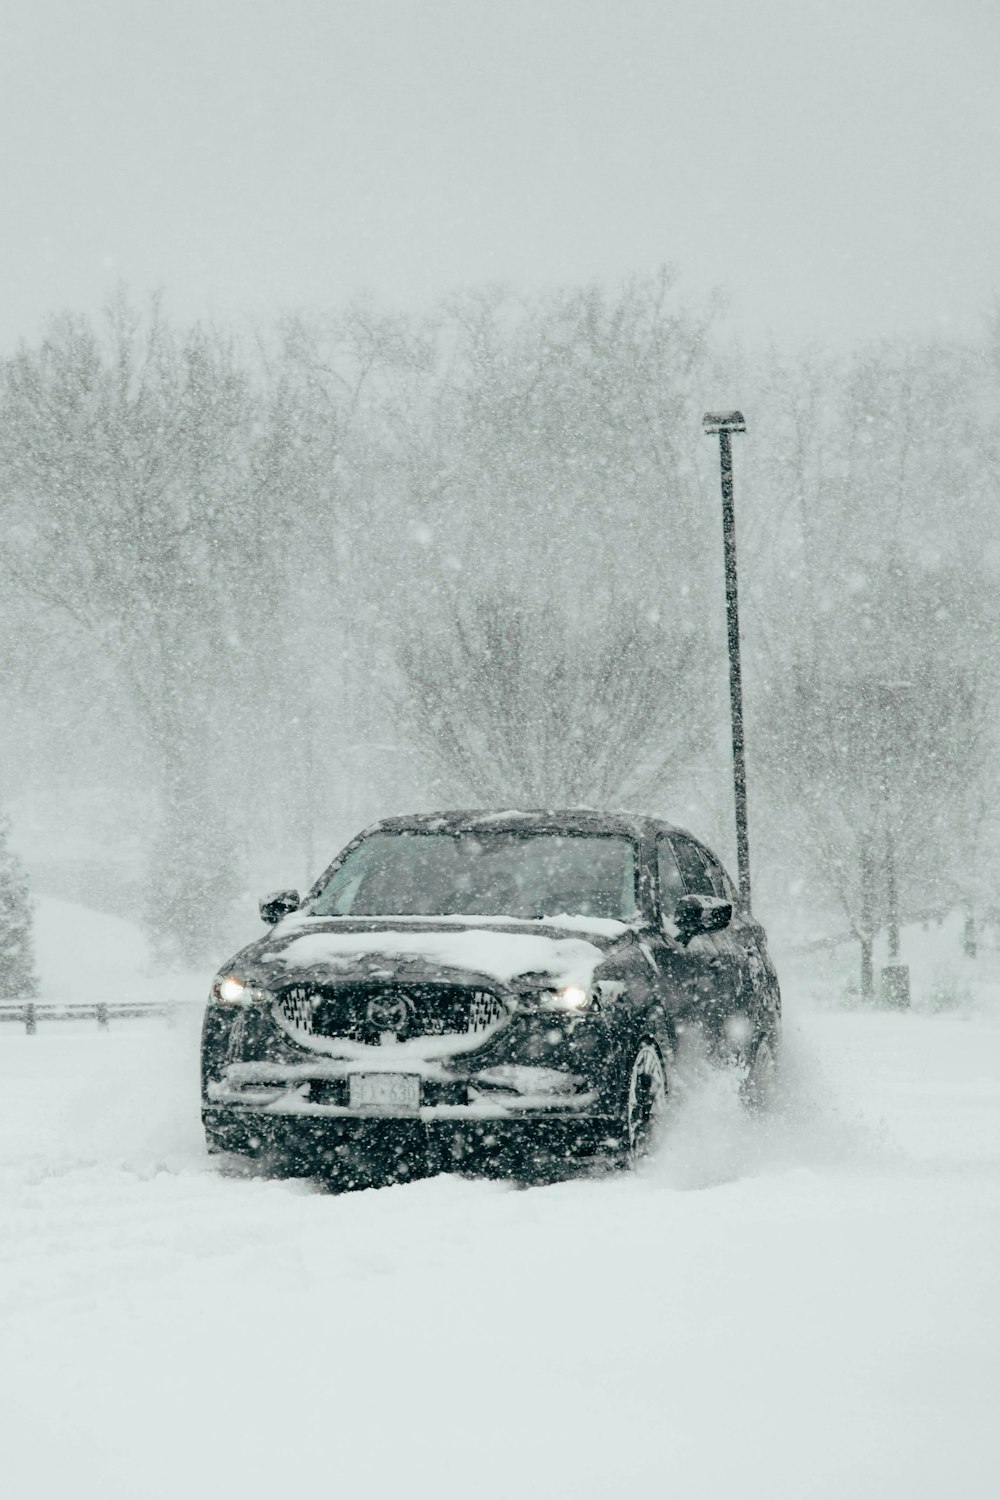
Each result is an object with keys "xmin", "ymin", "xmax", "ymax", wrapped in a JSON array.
[{"xmin": 273, "ymin": 983, "xmax": 507, "ymax": 1044}]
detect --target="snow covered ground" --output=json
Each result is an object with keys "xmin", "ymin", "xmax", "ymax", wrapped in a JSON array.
[{"xmin": 1, "ymin": 903, "xmax": 999, "ymax": 1498}]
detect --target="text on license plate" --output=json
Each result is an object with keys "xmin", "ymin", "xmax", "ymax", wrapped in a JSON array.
[{"xmin": 348, "ymin": 1073, "xmax": 421, "ymax": 1111}]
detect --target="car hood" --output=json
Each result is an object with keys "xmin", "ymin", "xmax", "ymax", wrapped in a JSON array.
[{"xmin": 233, "ymin": 914, "xmax": 630, "ymax": 992}]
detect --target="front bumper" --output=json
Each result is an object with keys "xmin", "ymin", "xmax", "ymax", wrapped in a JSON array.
[
  {"xmin": 206, "ymin": 1057, "xmax": 598, "ymax": 1120},
  {"xmin": 203, "ymin": 1103, "xmax": 619, "ymax": 1176},
  {"xmin": 201, "ymin": 997, "xmax": 626, "ymax": 1174}
]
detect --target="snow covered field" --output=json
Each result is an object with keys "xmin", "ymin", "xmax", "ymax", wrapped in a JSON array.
[{"xmin": 2, "ymin": 906, "xmax": 999, "ymax": 1498}]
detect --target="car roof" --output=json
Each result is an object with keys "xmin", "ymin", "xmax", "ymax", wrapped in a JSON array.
[{"xmin": 365, "ymin": 808, "xmax": 686, "ymax": 841}]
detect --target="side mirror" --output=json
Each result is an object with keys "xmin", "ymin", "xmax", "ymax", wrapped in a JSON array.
[
  {"xmin": 259, "ymin": 889, "xmax": 300, "ymax": 925},
  {"xmin": 674, "ymin": 893, "xmax": 732, "ymax": 945}
]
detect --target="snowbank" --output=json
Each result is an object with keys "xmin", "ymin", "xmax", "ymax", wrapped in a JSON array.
[{"xmin": 31, "ymin": 893, "xmax": 211, "ymax": 1009}]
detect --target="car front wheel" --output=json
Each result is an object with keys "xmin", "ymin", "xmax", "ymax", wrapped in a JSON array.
[{"xmin": 624, "ymin": 1040, "xmax": 668, "ymax": 1164}]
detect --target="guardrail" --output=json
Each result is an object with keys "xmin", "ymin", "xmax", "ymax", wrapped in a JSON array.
[{"xmin": 0, "ymin": 1000, "xmax": 183, "ymax": 1034}]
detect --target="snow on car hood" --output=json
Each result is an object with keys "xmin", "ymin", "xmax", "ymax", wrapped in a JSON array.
[{"xmin": 259, "ymin": 919, "xmax": 614, "ymax": 990}]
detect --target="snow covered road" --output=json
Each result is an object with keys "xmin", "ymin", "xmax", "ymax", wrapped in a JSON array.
[{"xmin": 2, "ymin": 968, "xmax": 999, "ymax": 1498}]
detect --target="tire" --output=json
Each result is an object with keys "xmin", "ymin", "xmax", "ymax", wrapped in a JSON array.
[
  {"xmin": 623, "ymin": 1040, "xmax": 668, "ymax": 1165},
  {"xmin": 741, "ymin": 1032, "xmax": 778, "ymax": 1113}
]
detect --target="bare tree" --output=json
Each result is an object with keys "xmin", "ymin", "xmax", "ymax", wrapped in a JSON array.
[
  {"xmin": 394, "ymin": 584, "xmax": 717, "ymax": 809},
  {"xmin": 0, "ymin": 296, "xmax": 288, "ymax": 956}
]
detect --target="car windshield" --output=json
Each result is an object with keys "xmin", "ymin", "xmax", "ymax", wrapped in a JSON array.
[{"xmin": 309, "ymin": 831, "xmax": 638, "ymax": 921}]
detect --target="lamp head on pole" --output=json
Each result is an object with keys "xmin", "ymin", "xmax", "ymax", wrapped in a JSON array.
[{"xmin": 702, "ymin": 411, "xmax": 746, "ymax": 435}]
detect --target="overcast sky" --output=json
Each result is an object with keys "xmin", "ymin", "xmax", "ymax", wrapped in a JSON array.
[{"xmin": 2, "ymin": 0, "xmax": 997, "ymax": 351}]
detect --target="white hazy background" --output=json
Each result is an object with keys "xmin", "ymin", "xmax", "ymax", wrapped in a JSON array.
[
  {"xmin": 2, "ymin": 1, "xmax": 999, "ymax": 968},
  {"xmin": 2, "ymin": 10, "xmax": 1000, "ymax": 1500},
  {"xmin": 2, "ymin": 0, "xmax": 998, "ymax": 351}
]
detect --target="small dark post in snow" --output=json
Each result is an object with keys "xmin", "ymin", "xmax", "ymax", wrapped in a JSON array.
[
  {"xmin": 703, "ymin": 411, "xmax": 751, "ymax": 907},
  {"xmin": 96, "ymin": 1002, "xmax": 109, "ymax": 1030},
  {"xmin": 24, "ymin": 1000, "xmax": 36, "ymax": 1035}
]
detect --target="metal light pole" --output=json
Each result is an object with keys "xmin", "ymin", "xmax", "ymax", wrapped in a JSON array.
[{"xmin": 703, "ymin": 410, "xmax": 751, "ymax": 907}]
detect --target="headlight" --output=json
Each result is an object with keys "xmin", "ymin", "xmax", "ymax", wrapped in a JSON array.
[
  {"xmin": 538, "ymin": 984, "xmax": 594, "ymax": 1013},
  {"xmin": 211, "ymin": 974, "xmax": 271, "ymax": 1006}
]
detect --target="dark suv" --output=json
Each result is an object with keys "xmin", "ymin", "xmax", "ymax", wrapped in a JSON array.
[{"xmin": 201, "ymin": 810, "xmax": 781, "ymax": 1184}]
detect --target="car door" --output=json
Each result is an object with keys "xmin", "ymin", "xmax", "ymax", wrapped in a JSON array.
[{"xmin": 646, "ymin": 835, "xmax": 733, "ymax": 1050}]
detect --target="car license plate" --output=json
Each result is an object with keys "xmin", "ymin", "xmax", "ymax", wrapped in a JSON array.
[{"xmin": 349, "ymin": 1073, "xmax": 421, "ymax": 1111}]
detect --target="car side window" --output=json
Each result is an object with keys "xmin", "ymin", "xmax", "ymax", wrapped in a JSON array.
[
  {"xmin": 671, "ymin": 837, "xmax": 715, "ymax": 897},
  {"xmin": 656, "ymin": 838, "xmax": 686, "ymax": 917},
  {"xmin": 705, "ymin": 853, "xmax": 738, "ymax": 903},
  {"xmin": 696, "ymin": 847, "xmax": 732, "ymax": 900}
]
